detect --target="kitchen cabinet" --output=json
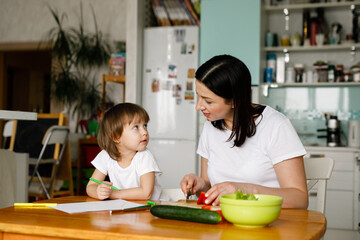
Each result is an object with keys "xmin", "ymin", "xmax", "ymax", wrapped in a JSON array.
[
  {"xmin": 305, "ymin": 146, "xmax": 360, "ymax": 230},
  {"xmin": 262, "ymin": 1, "xmax": 359, "ymax": 87},
  {"xmin": 200, "ymin": 0, "xmax": 262, "ymax": 85}
]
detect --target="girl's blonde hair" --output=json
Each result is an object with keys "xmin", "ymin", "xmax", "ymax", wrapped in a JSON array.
[{"xmin": 97, "ymin": 103, "xmax": 150, "ymax": 160}]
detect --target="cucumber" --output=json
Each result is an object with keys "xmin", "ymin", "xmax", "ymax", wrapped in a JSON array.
[{"xmin": 150, "ymin": 205, "xmax": 221, "ymax": 224}]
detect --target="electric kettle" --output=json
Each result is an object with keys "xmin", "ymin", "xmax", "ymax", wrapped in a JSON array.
[{"xmin": 348, "ymin": 120, "xmax": 360, "ymax": 148}]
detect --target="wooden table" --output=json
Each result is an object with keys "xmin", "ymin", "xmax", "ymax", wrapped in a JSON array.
[{"xmin": 0, "ymin": 196, "xmax": 326, "ymax": 240}]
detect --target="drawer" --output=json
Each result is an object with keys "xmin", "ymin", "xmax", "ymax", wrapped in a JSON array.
[
  {"xmin": 306, "ymin": 151, "xmax": 354, "ymax": 171},
  {"xmin": 308, "ymin": 171, "xmax": 353, "ymax": 191}
]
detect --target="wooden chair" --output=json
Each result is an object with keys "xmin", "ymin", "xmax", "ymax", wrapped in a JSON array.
[
  {"xmin": 28, "ymin": 126, "xmax": 70, "ymax": 199},
  {"xmin": 304, "ymin": 157, "xmax": 334, "ymax": 214}
]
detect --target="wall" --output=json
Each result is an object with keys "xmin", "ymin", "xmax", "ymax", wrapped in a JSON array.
[
  {"xmin": 0, "ymin": 0, "xmax": 126, "ymax": 43},
  {"xmin": 0, "ymin": 0, "xmax": 130, "ymax": 130},
  {"xmin": 200, "ymin": 0, "xmax": 261, "ymax": 85}
]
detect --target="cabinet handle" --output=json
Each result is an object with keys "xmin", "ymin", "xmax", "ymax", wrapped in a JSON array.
[
  {"xmin": 309, "ymin": 192, "xmax": 317, "ymax": 197},
  {"xmin": 309, "ymin": 154, "xmax": 325, "ymax": 158}
]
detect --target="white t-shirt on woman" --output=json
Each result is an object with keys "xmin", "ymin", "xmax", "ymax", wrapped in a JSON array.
[
  {"xmin": 197, "ymin": 106, "xmax": 306, "ymax": 188},
  {"xmin": 91, "ymin": 149, "xmax": 169, "ymax": 200}
]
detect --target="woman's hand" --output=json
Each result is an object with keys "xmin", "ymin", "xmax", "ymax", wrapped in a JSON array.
[
  {"xmin": 96, "ymin": 181, "xmax": 113, "ymax": 200},
  {"xmin": 180, "ymin": 173, "xmax": 205, "ymax": 196},
  {"xmin": 205, "ymin": 182, "xmax": 256, "ymax": 206}
]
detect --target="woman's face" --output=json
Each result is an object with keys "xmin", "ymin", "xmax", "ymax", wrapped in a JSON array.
[{"xmin": 195, "ymin": 80, "xmax": 233, "ymax": 127}]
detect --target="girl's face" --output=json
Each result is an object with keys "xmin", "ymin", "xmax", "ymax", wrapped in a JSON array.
[
  {"xmin": 195, "ymin": 80, "xmax": 233, "ymax": 128},
  {"xmin": 117, "ymin": 117, "xmax": 149, "ymax": 152}
]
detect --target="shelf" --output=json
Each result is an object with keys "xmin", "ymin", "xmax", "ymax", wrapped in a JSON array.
[
  {"xmin": 102, "ymin": 74, "xmax": 125, "ymax": 83},
  {"xmin": 101, "ymin": 74, "xmax": 126, "ymax": 115},
  {"xmin": 264, "ymin": 43, "xmax": 360, "ymax": 52},
  {"xmin": 264, "ymin": 2, "xmax": 359, "ymax": 11},
  {"xmin": 262, "ymin": 81, "xmax": 360, "ymax": 87},
  {"xmin": 260, "ymin": 82, "xmax": 360, "ymax": 96}
]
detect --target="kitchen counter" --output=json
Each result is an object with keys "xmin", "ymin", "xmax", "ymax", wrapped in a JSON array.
[{"xmin": 305, "ymin": 145, "xmax": 360, "ymax": 152}]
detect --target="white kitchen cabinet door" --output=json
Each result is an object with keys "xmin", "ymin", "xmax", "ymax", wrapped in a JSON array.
[
  {"xmin": 327, "ymin": 171, "xmax": 354, "ymax": 191},
  {"xmin": 326, "ymin": 190, "xmax": 354, "ymax": 229},
  {"xmin": 309, "ymin": 190, "xmax": 353, "ymax": 229}
]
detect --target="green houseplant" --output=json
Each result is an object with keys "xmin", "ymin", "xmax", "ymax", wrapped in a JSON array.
[{"xmin": 44, "ymin": 3, "xmax": 112, "ymax": 132}]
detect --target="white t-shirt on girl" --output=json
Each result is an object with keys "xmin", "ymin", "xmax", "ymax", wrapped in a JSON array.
[
  {"xmin": 197, "ymin": 106, "xmax": 306, "ymax": 188},
  {"xmin": 91, "ymin": 149, "xmax": 169, "ymax": 200}
]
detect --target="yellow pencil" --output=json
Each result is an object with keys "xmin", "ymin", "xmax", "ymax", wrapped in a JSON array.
[{"xmin": 14, "ymin": 203, "xmax": 57, "ymax": 207}]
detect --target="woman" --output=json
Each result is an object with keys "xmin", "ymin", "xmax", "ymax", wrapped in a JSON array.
[{"xmin": 180, "ymin": 55, "xmax": 308, "ymax": 208}]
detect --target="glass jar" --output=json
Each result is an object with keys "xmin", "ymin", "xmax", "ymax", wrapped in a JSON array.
[
  {"xmin": 343, "ymin": 71, "xmax": 353, "ymax": 82},
  {"xmin": 351, "ymin": 63, "xmax": 360, "ymax": 82},
  {"xmin": 335, "ymin": 64, "xmax": 344, "ymax": 82},
  {"xmin": 313, "ymin": 61, "xmax": 328, "ymax": 82}
]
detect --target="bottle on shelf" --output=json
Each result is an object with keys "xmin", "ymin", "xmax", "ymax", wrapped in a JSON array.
[
  {"xmin": 266, "ymin": 53, "xmax": 277, "ymax": 82},
  {"xmin": 328, "ymin": 64, "xmax": 335, "ymax": 82},
  {"xmin": 317, "ymin": 8, "xmax": 329, "ymax": 45},
  {"xmin": 302, "ymin": 10, "xmax": 310, "ymax": 46},
  {"xmin": 352, "ymin": 5, "xmax": 360, "ymax": 43},
  {"xmin": 309, "ymin": 10, "xmax": 319, "ymax": 46},
  {"xmin": 286, "ymin": 66, "xmax": 295, "ymax": 83},
  {"xmin": 294, "ymin": 63, "xmax": 304, "ymax": 83},
  {"xmin": 329, "ymin": 23, "xmax": 342, "ymax": 45}
]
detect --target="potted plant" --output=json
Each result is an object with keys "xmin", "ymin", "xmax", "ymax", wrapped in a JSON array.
[{"xmin": 44, "ymin": 2, "xmax": 112, "ymax": 132}]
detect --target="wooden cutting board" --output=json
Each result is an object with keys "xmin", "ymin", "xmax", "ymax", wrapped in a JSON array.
[
  {"xmin": 157, "ymin": 199, "xmax": 221, "ymax": 211},
  {"xmin": 158, "ymin": 199, "xmax": 201, "ymax": 208}
]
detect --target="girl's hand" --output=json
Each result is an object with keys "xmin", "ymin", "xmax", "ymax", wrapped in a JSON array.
[
  {"xmin": 180, "ymin": 173, "xmax": 205, "ymax": 196},
  {"xmin": 96, "ymin": 181, "xmax": 113, "ymax": 200},
  {"xmin": 205, "ymin": 182, "xmax": 244, "ymax": 206}
]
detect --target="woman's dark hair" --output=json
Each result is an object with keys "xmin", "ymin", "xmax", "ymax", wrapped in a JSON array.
[
  {"xmin": 97, "ymin": 102, "xmax": 150, "ymax": 160},
  {"xmin": 195, "ymin": 54, "xmax": 263, "ymax": 147}
]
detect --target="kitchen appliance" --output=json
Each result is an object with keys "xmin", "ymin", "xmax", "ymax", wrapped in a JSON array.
[
  {"xmin": 327, "ymin": 116, "xmax": 341, "ymax": 147},
  {"xmin": 348, "ymin": 120, "xmax": 360, "ymax": 148},
  {"xmin": 142, "ymin": 26, "xmax": 199, "ymax": 188},
  {"xmin": 318, "ymin": 115, "xmax": 341, "ymax": 147}
]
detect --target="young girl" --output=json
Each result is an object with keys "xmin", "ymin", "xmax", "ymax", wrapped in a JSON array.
[{"xmin": 86, "ymin": 103, "xmax": 168, "ymax": 201}]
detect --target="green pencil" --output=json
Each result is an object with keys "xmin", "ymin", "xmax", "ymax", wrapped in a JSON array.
[{"xmin": 89, "ymin": 178, "xmax": 120, "ymax": 191}]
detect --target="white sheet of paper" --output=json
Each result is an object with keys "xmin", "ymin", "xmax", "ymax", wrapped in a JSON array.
[{"xmin": 50, "ymin": 199, "xmax": 145, "ymax": 214}]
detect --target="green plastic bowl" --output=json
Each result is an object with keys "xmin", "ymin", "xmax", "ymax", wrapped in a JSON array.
[{"xmin": 220, "ymin": 194, "xmax": 283, "ymax": 228}]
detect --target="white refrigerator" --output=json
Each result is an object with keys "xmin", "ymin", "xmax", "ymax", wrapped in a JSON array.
[{"xmin": 142, "ymin": 26, "xmax": 199, "ymax": 188}]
